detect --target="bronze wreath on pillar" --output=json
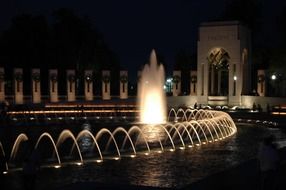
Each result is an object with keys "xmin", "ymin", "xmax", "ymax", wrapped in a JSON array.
[
  {"xmin": 191, "ymin": 75, "xmax": 197, "ymax": 83},
  {"xmin": 50, "ymin": 74, "xmax": 57, "ymax": 92},
  {"xmin": 14, "ymin": 72, "xmax": 23, "ymax": 92},
  {"xmin": 32, "ymin": 72, "xmax": 40, "ymax": 92},
  {"xmin": 172, "ymin": 75, "xmax": 181, "ymax": 84},
  {"xmin": 120, "ymin": 75, "xmax": 128, "ymax": 83},
  {"xmin": 258, "ymin": 74, "xmax": 265, "ymax": 83},
  {"xmin": 85, "ymin": 74, "xmax": 93, "ymax": 93}
]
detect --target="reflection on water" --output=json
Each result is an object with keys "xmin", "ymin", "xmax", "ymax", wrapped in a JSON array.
[
  {"xmin": 140, "ymin": 124, "xmax": 166, "ymax": 142},
  {"xmin": 78, "ymin": 122, "xmax": 92, "ymax": 154},
  {"xmin": 1, "ymin": 123, "xmax": 286, "ymax": 189}
]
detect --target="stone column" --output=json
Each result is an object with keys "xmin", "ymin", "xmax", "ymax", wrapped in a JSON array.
[
  {"xmin": 190, "ymin": 71, "xmax": 197, "ymax": 96},
  {"xmin": 84, "ymin": 70, "xmax": 93, "ymax": 101},
  {"xmin": 211, "ymin": 66, "xmax": 215, "ymax": 95},
  {"xmin": 172, "ymin": 70, "xmax": 181, "ymax": 96},
  {"xmin": 14, "ymin": 68, "xmax": 24, "ymax": 104},
  {"xmin": 31, "ymin": 69, "xmax": 41, "ymax": 104},
  {"xmin": 49, "ymin": 69, "xmax": 58, "ymax": 102},
  {"xmin": 102, "ymin": 70, "xmax": 111, "ymax": 100},
  {"xmin": 0, "ymin": 68, "xmax": 5, "ymax": 102},
  {"xmin": 120, "ymin": 71, "xmax": 128, "ymax": 99},
  {"xmin": 67, "ymin": 70, "xmax": 76, "ymax": 102},
  {"xmin": 217, "ymin": 70, "xmax": 221, "ymax": 95},
  {"xmin": 257, "ymin": 70, "xmax": 266, "ymax": 97}
]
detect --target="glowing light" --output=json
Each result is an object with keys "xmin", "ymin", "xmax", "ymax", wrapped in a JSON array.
[
  {"xmin": 54, "ymin": 165, "xmax": 61, "ymax": 169},
  {"xmin": 2, "ymin": 171, "xmax": 8, "ymax": 175},
  {"xmin": 209, "ymin": 141, "xmax": 213, "ymax": 143},
  {"xmin": 169, "ymin": 149, "xmax": 175, "ymax": 152},
  {"xmin": 166, "ymin": 78, "xmax": 172, "ymax": 83},
  {"xmin": 196, "ymin": 143, "xmax": 200, "ymax": 146},
  {"xmin": 145, "ymin": 153, "xmax": 149, "ymax": 156},
  {"xmin": 179, "ymin": 147, "xmax": 185, "ymax": 150},
  {"xmin": 140, "ymin": 92, "xmax": 166, "ymax": 124},
  {"xmin": 114, "ymin": 157, "xmax": 120, "ymax": 160},
  {"xmin": 271, "ymin": 74, "xmax": 276, "ymax": 80},
  {"xmin": 139, "ymin": 50, "xmax": 166, "ymax": 124},
  {"xmin": 157, "ymin": 150, "xmax": 162, "ymax": 154},
  {"xmin": 130, "ymin": 155, "xmax": 136, "ymax": 158},
  {"xmin": 233, "ymin": 76, "xmax": 237, "ymax": 81},
  {"xmin": 202, "ymin": 142, "xmax": 206, "ymax": 145},
  {"xmin": 188, "ymin": 145, "xmax": 193, "ymax": 148},
  {"xmin": 76, "ymin": 162, "xmax": 82, "ymax": 166},
  {"xmin": 96, "ymin": 160, "xmax": 103, "ymax": 163}
]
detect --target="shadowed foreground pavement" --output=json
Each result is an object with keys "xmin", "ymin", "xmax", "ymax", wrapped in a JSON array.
[{"xmin": 54, "ymin": 158, "xmax": 286, "ymax": 190}]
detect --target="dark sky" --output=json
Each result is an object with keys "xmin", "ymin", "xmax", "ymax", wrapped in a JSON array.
[{"xmin": 0, "ymin": 0, "xmax": 285, "ymax": 81}]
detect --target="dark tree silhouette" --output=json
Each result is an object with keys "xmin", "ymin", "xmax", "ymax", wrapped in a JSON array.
[{"xmin": 0, "ymin": 8, "xmax": 120, "ymax": 96}]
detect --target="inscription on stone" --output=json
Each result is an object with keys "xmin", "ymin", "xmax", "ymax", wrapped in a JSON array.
[{"xmin": 207, "ymin": 33, "xmax": 236, "ymax": 41}]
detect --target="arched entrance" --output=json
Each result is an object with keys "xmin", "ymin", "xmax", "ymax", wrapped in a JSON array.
[
  {"xmin": 196, "ymin": 21, "xmax": 252, "ymax": 105},
  {"xmin": 207, "ymin": 48, "xmax": 230, "ymax": 96}
]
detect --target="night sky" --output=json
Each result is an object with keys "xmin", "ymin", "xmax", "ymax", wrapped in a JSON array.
[{"xmin": 0, "ymin": 0, "xmax": 285, "ymax": 81}]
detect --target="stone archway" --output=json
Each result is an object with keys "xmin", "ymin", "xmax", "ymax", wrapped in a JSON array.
[
  {"xmin": 196, "ymin": 21, "xmax": 251, "ymax": 105},
  {"xmin": 207, "ymin": 47, "xmax": 230, "ymax": 96}
]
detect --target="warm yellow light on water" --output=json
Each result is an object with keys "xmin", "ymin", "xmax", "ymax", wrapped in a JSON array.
[
  {"xmin": 130, "ymin": 155, "xmax": 136, "ymax": 158},
  {"xmin": 96, "ymin": 160, "xmax": 103, "ymax": 163},
  {"xmin": 114, "ymin": 157, "xmax": 120, "ymax": 160}
]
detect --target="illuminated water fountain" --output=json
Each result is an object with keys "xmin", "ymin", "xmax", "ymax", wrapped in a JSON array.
[
  {"xmin": 138, "ymin": 49, "xmax": 166, "ymax": 124},
  {"xmin": 0, "ymin": 50, "xmax": 237, "ymax": 174}
]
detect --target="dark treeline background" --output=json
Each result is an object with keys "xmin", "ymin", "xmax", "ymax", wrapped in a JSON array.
[
  {"xmin": 2, "ymin": 1, "xmax": 286, "ymax": 96},
  {"xmin": 0, "ymin": 8, "xmax": 121, "ymax": 96}
]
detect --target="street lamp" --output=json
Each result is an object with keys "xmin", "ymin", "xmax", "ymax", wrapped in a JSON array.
[{"xmin": 166, "ymin": 77, "xmax": 172, "ymax": 93}]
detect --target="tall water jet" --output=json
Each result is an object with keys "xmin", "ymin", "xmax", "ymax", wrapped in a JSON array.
[{"xmin": 139, "ymin": 50, "xmax": 166, "ymax": 124}]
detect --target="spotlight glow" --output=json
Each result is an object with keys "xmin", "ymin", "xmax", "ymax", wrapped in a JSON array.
[
  {"xmin": 139, "ymin": 50, "xmax": 166, "ymax": 124},
  {"xmin": 96, "ymin": 160, "xmax": 103, "ymax": 163}
]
